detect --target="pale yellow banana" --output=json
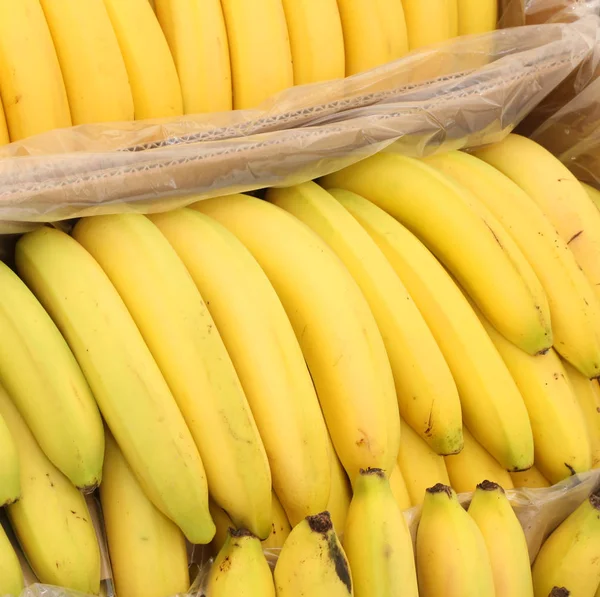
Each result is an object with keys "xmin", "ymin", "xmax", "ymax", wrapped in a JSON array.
[
  {"xmin": 326, "ymin": 433, "xmax": 353, "ymax": 535},
  {"xmin": 15, "ymin": 227, "xmax": 214, "ymax": 544},
  {"xmin": 102, "ymin": 0, "xmax": 183, "ymax": 120},
  {"xmin": 220, "ymin": 0, "xmax": 293, "ymax": 109},
  {"xmin": 194, "ymin": 194, "xmax": 400, "ymax": 483},
  {"xmin": 0, "ymin": 523, "xmax": 23, "ymax": 597},
  {"xmin": 343, "ymin": 468, "xmax": 418, "ymax": 597},
  {"xmin": 274, "ymin": 512, "xmax": 352, "ymax": 596},
  {"xmin": 389, "ymin": 463, "xmax": 412, "ymax": 511},
  {"xmin": 510, "ymin": 466, "xmax": 551, "ymax": 489},
  {"xmin": 151, "ymin": 208, "xmax": 330, "ymax": 526},
  {"xmin": 583, "ymin": 181, "xmax": 600, "ymax": 212},
  {"xmin": 330, "ymin": 188, "xmax": 534, "ymax": 471},
  {"xmin": 39, "ymin": 0, "xmax": 134, "ymax": 124},
  {"xmin": 426, "ymin": 150, "xmax": 600, "ymax": 378},
  {"xmin": 0, "ymin": 0, "xmax": 71, "ymax": 140},
  {"xmin": 74, "ymin": 214, "xmax": 271, "ymax": 539},
  {"xmin": 457, "ymin": 0, "xmax": 497, "ymax": 34},
  {"xmin": 0, "ymin": 260, "xmax": 104, "ymax": 490},
  {"xmin": 154, "ymin": 0, "xmax": 232, "ymax": 113},
  {"xmin": 100, "ymin": 432, "xmax": 189, "ymax": 597},
  {"xmin": 269, "ymin": 181, "xmax": 462, "ymax": 455},
  {"xmin": 402, "ymin": 0, "xmax": 455, "ymax": 50},
  {"xmin": 417, "ymin": 484, "xmax": 495, "ymax": 596},
  {"xmin": 0, "ymin": 96, "xmax": 9, "ymax": 144},
  {"xmin": 0, "ymin": 411, "xmax": 19, "ymax": 507}
]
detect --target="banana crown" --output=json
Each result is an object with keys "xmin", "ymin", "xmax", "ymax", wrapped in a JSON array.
[{"xmin": 549, "ymin": 588, "xmax": 570, "ymax": 597}]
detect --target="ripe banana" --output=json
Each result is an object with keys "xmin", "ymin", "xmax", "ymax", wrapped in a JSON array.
[
  {"xmin": 468, "ymin": 481, "xmax": 534, "ymax": 597},
  {"xmin": 343, "ymin": 468, "xmax": 418, "ymax": 597},
  {"xmin": 0, "ymin": 0, "xmax": 71, "ymax": 141},
  {"xmin": 457, "ymin": 0, "xmax": 497, "ymax": 34},
  {"xmin": 220, "ymin": 0, "xmax": 293, "ymax": 109},
  {"xmin": 74, "ymin": 214, "xmax": 272, "ymax": 539},
  {"xmin": 417, "ymin": 483, "xmax": 495, "ymax": 596},
  {"xmin": 150, "ymin": 208, "xmax": 330, "ymax": 526},
  {"xmin": 0, "ymin": 523, "xmax": 23, "ymax": 597},
  {"xmin": 100, "ymin": 432, "xmax": 189, "ymax": 597},
  {"xmin": 510, "ymin": 466, "xmax": 551, "ymax": 489},
  {"xmin": 0, "ymin": 411, "xmax": 19, "ymax": 507},
  {"xmin": 193, "ymin": 195, "xmax": 400, "ymax": 483},
  {"xmin": 583, "ymin": 181, "xmax": 600, "ymax": 212},
  {"xmin": 323, "ymin": 153, "xmax": 552, "ymax": 356},
  {"xmin": 326, "ymin": 433, "xmax": 352, "ymax": 535},
  {"xmin": 102, "ymin": 0, "xmax": 183, "ymax": 120},
  {"xmin": 274, "ymin": 512, "xmax": 352, "ymax": 597},
  {"xmin": 532, "ymin": 491, "xmax": 600, "ymax": 596},
  {"xmin": 154, "ymin": 0, "xmax": 232, "ymax": 113},
  {"xmin": 389, "ymin": 463, "xmax": 412, "ymax": 511},
  {"xmin": 0, "ymin": 96, "xmax": 9, "ymax": 144},
  {"xmin": 269, "ymin": 181, "xmax": 462, "ymax": 455},
  {"xmin": 0, "ymin": 260, "xmax": 104, "ymax": 490},
  {"xmin": 330, "ymin": 188, "xmax": 534, "ymax": 471},
  {"xmin": 39, "ymin": 0, "xmax": 134, "ymax": 124},
  {"xmin": 0, "ymin": 384, "xmax": 100, "ymax": 592},
  {"xmin": 426, "ymin": 150, "xmax": 600, "ymax": 379},
  {"xmin": 15, "ymin": 227, "xmax": 214, "ymax": 545},
  {"xmin": 402, "ymin": 0, "xmax": 456, "ymax": 50}
]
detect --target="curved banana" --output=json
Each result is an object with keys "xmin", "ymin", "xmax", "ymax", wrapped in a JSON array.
[
  {"xmin": 426, "ymin": 150, "xmax": 600, "ymax": 378},
  {"xmin": 326, "ymin": 433, "xmax": 352, "ymax": 535},
  {"xmin": 331, "ymin": 188, "xmax": 534, "ymax": 472},
  {"xmin": 0, "ymin": 260, "xmax": 104, "ymax": 491},
  {"xmin": 510, "ymin": 466, "xmax": 551, "ymax": 489},
  {"xmin": 193, "ymin": 195, "xmax": 400, "ymax": 484},
  {"xmin": 343, "ymin": 468, "xmax": 418, "ymax": 597},
  {"xmin": 102, "ymin": 0, "xmax": 183, "ymax": 120},
  {"xmin": 0, "ymin": 412, "xmax": 19, "ymax": 507},
  {"xmin": 100, "ymin": 432, "xmax": 189, "ymax": 597},
  {"xmin": 402, "ymin": 0, "xmax": 456, "ymax": 50},
  {"xmin": 74, "ymin": 214, "xmax": 272, "ymax": 539},
  {"xmin": 15, "ymin": 227, "xmax": 214, "ymax": 545},
  {"xmin": 154, "ymin": 0, "xmax": 232, "ymax": 113},
  {"xmin": 0, "ymin": 0, "xmax": 71, "ymax": 141},
  {"xmin": 0, "ymin": 523, "xmax": 23, "ymax": 597},
  {"xmin": 269, "ymin": 181, "xmax": 461, "ymax": 455},
  {"xmin": 389, "ymin": 463, "xmax": 412, "ymax": 511},
  {"xmin": 457, "ymin": 0, "xmax": 497, "ymax": 34},
  {"xmin": 150, "ymin": 208, "xmax": 330, "ymax": 526},
  {"xmin": 39, "ymin": 0, "xmax": 134, "ymax": 124}
]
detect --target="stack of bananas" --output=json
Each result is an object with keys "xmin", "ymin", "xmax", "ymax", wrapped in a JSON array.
[{"xmin": 0, "ymin": 0, "xmax": 498, "ymax": 144}]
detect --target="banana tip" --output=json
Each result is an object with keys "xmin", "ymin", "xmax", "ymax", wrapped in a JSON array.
[
  {"xmin": 307, "ymin": 512, "xmax": 333, "ymax": 534},
  {"xmin": 477, "ymin": 480, "xmax": 504, "ymax": 493},
  {"xmin": 426, "ymin": 483, "xmax": 452, "ymax": 497}
]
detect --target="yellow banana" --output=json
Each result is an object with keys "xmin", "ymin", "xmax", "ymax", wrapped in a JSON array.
[
  {"xmin": 402, "ymin": 0, "xmax": 455, "ymax": 50},
  {"xmin": 468, "ymin": 481, "xmax": 534, "ymax": 597},
  {"xmin": 39, "ymin": 0, "xmax": 134, "ymax": 124},
  {"xmin": 510, "ymin": 466, "xmax": 551, "ymax": 489},
  {"xmin": 326, "ymin": 433, "xmax": 353, "ymax": 534},
  {"xmin": 220, "ymin": 0, "xmax": 292, "ymax": 109},
  {"xmin": 532, "ymin": 492, "xmax": 600, "ymax": 596},
  {"xmin": 426, "ymin": 150, "xmax": 600, "ymax": 378},
  {"xmin": 330, "ymin": 188, "xmax": 534, "ymax": 471},
  {"xmin": 0, "ymin": 523, "xmax": 23, "ymax": 597},
  {"xmin": 0, "ymin": 411, "xmax": 19, "ymax": 507},
  {"xmin": 274, "ymin": 512, "xmax": 352, "ymax": 597},
  {"xmin": 582, "ymin": 181, "xmax": 600, "ymax": 212},
  {"xmin": 0, "ymin": 384, "xmax": 100, "ymax": 592},
  {"xmin": 0, "ymin": 0, "xmax": 71, "ymax": 141},
  {"xmin": 0, "ymin": 96, "xmax": 9, "ymax": 144},
  {"xmin": 100, "ymin": 432, "xmax": 189, "ymax": 597},
  {"xmin": 323, "ymin": 153, "xmax": 552, "ymax": 356},
  {"xmin": 457, "ymin": 0, "xmax": 497, "ymax": 34},
  {"xmin": 416, "ymin": 483, "xmax": 495, "ymax": 597},
  {"xmin": 154, "ymin": 0, "xmax": 232, "ymax": 114},
  {"xmin": 193, "ymin": 194, "xmax": 400, "ymax": 484},
  {"xmin": 102, "ymin": 0, "xmax": 183, "ymax": 120},
  {"xmin": 150, "ymin": 208, "xmax": 330, "ymax": 526},
  {"xmin": 0, "ymin": 260, "xmax": 103, "ymax": 491},
  {"xmin": 343, "ymin": 468, "xmax": 418, "ymax": 597},
  {"xmin": 74, "ymin": 214, "xmax": 272, "ymax": 539},
  {"xmin": 389, "ymin": 463, "xmax": 412, "ymax": 511},
  {"xmin": 269, "ymin": 181, "xmax": 462, "ymax": 455},
  {"xmin": 15, "ymin": 227, "xmax": 214, "ymax": 545}
]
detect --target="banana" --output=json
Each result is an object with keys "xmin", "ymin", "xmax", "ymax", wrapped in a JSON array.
[
  {"xmin": 206, "ymin": 528, "xmax": 276, "ymax": 597},
  {"xmin": 468, "ymin": 481, "xmax": 534, "ymax": 597},
  {"xmin": 154, "ymin": 0, "xmax": 232, "ymax": 113},
  {"xmin": 389, "ymin": 463, "xmax": 412, "ymax": 511},
  {"xmin": 0, "ymin": 96, "xmax": 9, "ymax": 144},
  {"xmin": 193, "ymin": 195, "xmax": 400, "ymax": 484},
  {"xmin": 330, "ymin": 188, "xmax": 534, "ymax": 471},
  {"xmin": 402, "ymin": 0, "xmax": 456, "ymax": 50},
  {"xmin": 74, "ymin": 214, "xmax": 272, "ymax": 539},
  {"xmin": 510, "ymin": 466, "xmax": 551, "ymax": 489},
  {"xmin": 582, "ymin": 182, "xmax": 600, "ymax": 212},
  {"xmin": 100, "ymin": 432, "xmax": 189, "ymax": 597},
  {"xmin": 475, "ymin": 134, "xmax": 600, "ymax": 310},
  {"xmin": 15, "ymin": 227, "xmax": 214, "ymax": 545},
  {"xmin": 398, "ymin": 418, "xmax": 450, "ymax": 506},
  {"xmin": 457, "ymin": 0, "xmax": 497, "ymax": 34},
  {"xmin": 417, "ymin": 483, "xmax": 495, "ymax": 596},
  {"xmin": 0, "ymin": 0, "xmax": 71, "ymax": 141},
  {"xmin": 445, "ymin": 427, "xmax": 514, "ymax": 494},
  {"xmin": 326, "ymin": 433, "xmax": 353, "ymax": 535},
  {"xmin": 426, "ymin": 150, "xmax": 600, "ymax": 378},
  {"xmin": 343, "ymin": 468, "xmax": 418, "ymax": 597},
  {"xmin": 39, "ymin": 0, "xmax": 134, "ymax": 124},
  {"xmin": 269, "ymin": 181, "xmax": 462, "ymax": 455},
  {"xmin": 0, "ymin": 523, "xmax": 23, "ymax": 597},
  {"xmin": 0, "ymin": 384, "xmax": 100, "ymax": 592},
  {"xmin": 150, "ymin": 208, "xmax": 330, "ymax": 526},
  {"xmin": 0, "ymin": 412, "xmax": 19, "ymax": 507},
  {"xmin": 102, "ymin": 0, "xmax": 183, "ymax": 120},
  {"xmin": 532, "ymin": 491, "xmax": 600, "ymax": 596},
  {"xmin": 274, "ymin": 512, "xmax": 352, "ymax": 597},
  {"xmin": 219, "ymin": 0, "xmax": 292, "ymax": 109},
  {"xmin": 322, "ymin": 153, "xmax": 552, "ymax": 356},
  {"xmin": 0, "ymin": 260, "xmax": 104, "ymax": 491}
]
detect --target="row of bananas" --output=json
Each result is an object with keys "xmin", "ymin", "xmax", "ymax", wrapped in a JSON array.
[{"xmin": 0, "ymin": 0, "xmax": 498, "ymax": 144}]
